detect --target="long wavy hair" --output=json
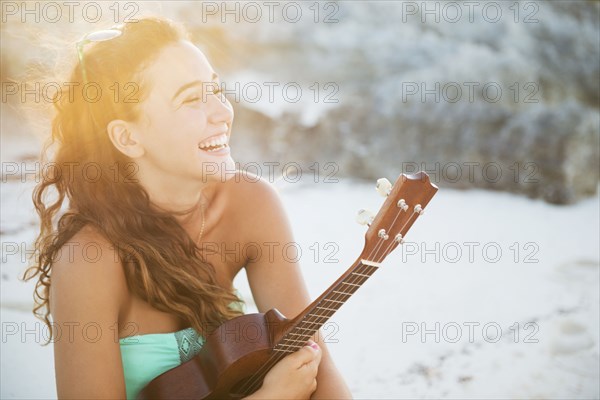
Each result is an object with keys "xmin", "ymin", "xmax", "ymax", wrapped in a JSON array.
[{"xmin": 20, "ymin": 16, "xmax": 244, "ymax": 346}]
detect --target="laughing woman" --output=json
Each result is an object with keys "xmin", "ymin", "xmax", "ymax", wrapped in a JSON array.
[{"xmin": 22, "ymin": 16, "xmax": 352, "ymax": 399}]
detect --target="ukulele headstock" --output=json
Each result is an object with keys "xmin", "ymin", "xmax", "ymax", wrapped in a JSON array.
[{"xmin": 357, "ymin": 171, "xmax": 438, "ymax": 263}]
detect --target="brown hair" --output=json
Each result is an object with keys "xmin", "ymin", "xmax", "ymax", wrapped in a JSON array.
[{"xmin": 20, "ymin": 16, "xmax": 243, "ymax": 346}]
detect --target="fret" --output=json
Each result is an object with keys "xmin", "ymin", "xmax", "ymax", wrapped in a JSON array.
[
  {"xmin": 293, "ymin": 326, "xmax": 316, "ymax": 332},
  {"xmin": 273, "ymin": 348, "xmax": 293, "ymax": 353},
  {"xmin": 277, "ymin": 344, "xmax": 302, "ymax": 352},
  {"xmin": 316, "ymin": 306, "xmax": 338, "ymax": 312},
  {"xmin": 280, "ymin": 340, "xmax": 311, "ymax": 348},
  {"xmin": 299, "ymin": 320, "xmax": 325, "ymax": 329},
  {"xmin": 345, "ymin": 278, "xmax": 368, "ymax": 286},
  {"xmin": 348, "ymin": 274, "xmax": 370, "ymax": 281},
  {"xmin": 302, "ymin": 317, "xmax": 327, "ymax": 332},
  {"xmin": 301, "ymin": 314, "xmax": 328, "ymax": 321},
  {"xmin": 297, "ymin": 321, "xmax": 325, "ymax": 331},
  {"xmin": 323, "ymin": 298, "xmax": 344, "ymax": 304},
  {"xmin": 286, "ymin": 332, "xmax": 312, "ymax": 338},
  {"xmin": 281, "ymin": 339, "xmax": 311, "ymax": 347},
  {"xmin": 332, "ymin": 290, "xmax": 352, "ymax": 296},
  {"xmin": 304, "ymin": 312, "xmax": 329, "ymax": 318}
]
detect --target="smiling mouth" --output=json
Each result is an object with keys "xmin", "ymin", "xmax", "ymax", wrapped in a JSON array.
[
  {"xmin": 198, "ymin": 133, "xmax": 229, "ymax": 152},
  {"xmin": 200, "ymin": 143, "xmax": 229, "ymax": 152}
]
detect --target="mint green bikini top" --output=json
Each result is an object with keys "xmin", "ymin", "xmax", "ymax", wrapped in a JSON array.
[{"xmin": 119, "ymin": 291, "xmax": 246, "ymax": 399}]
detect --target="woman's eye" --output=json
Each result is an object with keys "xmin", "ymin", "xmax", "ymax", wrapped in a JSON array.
[
  {"xmin": 181, "ymin": 85, "xmax": 222, "ymax": 105},
  {"xmin": 183, "ymin": 97, "xmax": 201, "ymax": 104}
]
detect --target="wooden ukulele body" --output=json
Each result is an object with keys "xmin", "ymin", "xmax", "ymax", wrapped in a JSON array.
[{"xmin": 138, "ymin": 308, "xmax": 295, "ymax": 399}]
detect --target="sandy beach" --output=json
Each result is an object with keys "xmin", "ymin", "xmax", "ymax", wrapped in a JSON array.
[{"xmin": 2, "ymin": 153, "xmax": 598, "ymax": 397}]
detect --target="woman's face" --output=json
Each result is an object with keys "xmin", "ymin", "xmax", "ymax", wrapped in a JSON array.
[{"xmin": 128, "ymin": 40, "xmax": 235, "ymax": 184}]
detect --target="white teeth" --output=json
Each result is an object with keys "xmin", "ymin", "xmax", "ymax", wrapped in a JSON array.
[
  {"xmin": 199, "ymin": 134, "xmax": 228, "ymax": 149},
  {"xmin": 206, "ymin": 145, "xmax": 226, "ymax": 152}
]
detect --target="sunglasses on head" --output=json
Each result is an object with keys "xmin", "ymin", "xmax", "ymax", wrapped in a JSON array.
[
  {"xmin": 75, "ymin": 26, "xmax": 124, "ymax": 130},
  {"xmin": 76, "ymin": 27, "xmax": 123, "ymax": 85}
]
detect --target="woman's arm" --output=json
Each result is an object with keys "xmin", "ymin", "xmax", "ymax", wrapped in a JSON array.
[
  {"xmin": 50, "ymin": 227, "xmax": 129, "ymax": 399},
  {"xmin": 241, "ymin": 178, "xmax": 353, "ymax": 399}
]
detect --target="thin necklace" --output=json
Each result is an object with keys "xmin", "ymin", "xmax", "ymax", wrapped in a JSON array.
[{"xmin": 196, "ymin": 200, "xmax": 205, "ymax": 245}]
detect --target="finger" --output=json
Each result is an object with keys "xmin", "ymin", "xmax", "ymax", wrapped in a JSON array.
[
  {"xmin": 292, "ymin": 341, "xmax": 320, "ymax": 367},
  {"xmin": 302, "ymin": 343, "xmax": 321, "ymax": 368},
  {"xmin": 305, "ymin": 340, "xmax": 320, "ymax": 353}
]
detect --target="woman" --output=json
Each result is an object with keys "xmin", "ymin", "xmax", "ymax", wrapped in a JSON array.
[{"xmin": 22, "ymin": 16, "xmax": 352, "ymax": 399}]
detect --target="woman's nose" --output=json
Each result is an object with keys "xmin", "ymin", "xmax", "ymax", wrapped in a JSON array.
[{"xmin": 207, "ymin": 91, "xmax": 234, "ymax": 124}]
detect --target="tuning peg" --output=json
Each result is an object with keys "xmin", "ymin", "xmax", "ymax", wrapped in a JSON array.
[
  {"xmin": 356, "ymin": 209, "xmax": 375, "ymax": 226},
  {"xmin": 414, "ymin": 204, "xmax": 425, "ymax": 215},
  {"xmin": 376, "ymin": 178, "xmax": 392, "ymax": 197},
  {"xmin": 397, "ymin": 199, "xmax": 409, "ymax": 211}
]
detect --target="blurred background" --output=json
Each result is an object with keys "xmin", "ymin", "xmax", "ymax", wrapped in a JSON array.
[{"xmin": 1, "ymin": 1, "xmax": 599, "ymax": 398}]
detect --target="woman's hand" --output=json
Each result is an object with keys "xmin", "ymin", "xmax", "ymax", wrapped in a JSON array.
[{"xmin": 244, "ymin": 341, "xmax": 322, "ymax": 400}]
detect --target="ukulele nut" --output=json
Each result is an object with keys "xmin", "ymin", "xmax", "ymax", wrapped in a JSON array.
[{"xmin": 378, "ymin": 229, "xmax": 389, "ymax": 240}]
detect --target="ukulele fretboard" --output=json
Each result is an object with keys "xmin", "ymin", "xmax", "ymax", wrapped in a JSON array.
[{"xmin": 273, "ymin": 259, "xmax": 381, "ymax": 353}]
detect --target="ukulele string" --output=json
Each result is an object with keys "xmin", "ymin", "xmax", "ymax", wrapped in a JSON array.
[
  {"xmin": 274, "ymin": 212, "xmax": 417, "ymax": 355},
  {"xmin": 240, "ymin": 204, "xmax": 420, "ymax": 395},
  {"xmin": 275, "ymin": 205, "xmax": 415, "ymax": 352}
]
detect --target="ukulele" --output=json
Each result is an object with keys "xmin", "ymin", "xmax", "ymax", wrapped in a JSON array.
[{"xmin": 138, "ymin": 171, "xmax": 438, "ymax": 399}]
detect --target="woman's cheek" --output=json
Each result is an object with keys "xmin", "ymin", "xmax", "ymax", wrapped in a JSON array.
[{"xmin": 189, "ymin": 109, "xmax": 210, "ymax": 131}]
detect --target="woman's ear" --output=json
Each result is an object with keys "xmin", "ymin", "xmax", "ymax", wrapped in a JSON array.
[{"xmin": 106, "ymin": 119, "xmax": 145, "ymax": 158}]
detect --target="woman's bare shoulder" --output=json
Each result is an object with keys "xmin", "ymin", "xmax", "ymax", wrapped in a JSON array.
[
  {"xmin": 53, "ymin": 224, "xmax": 122, "ymax": 269},
  {"xmin": 50, "ymin": 223, "xmax": 129, "ymax": 317},
  {"xmin": 60, "ymin": 222, "xmax": 110, "ymax": 245},
  {"xmin": 224, "ymin": 170, "xmax": 280, "ymax": 204}
]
